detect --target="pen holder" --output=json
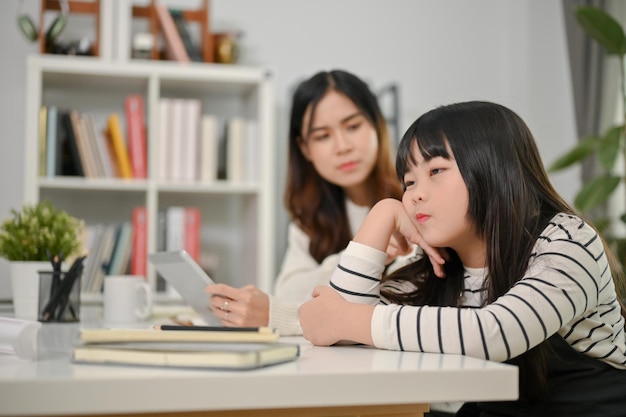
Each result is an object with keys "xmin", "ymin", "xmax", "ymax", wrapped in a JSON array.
[{"xmin": 38, "ymin": 270, "xmax": 81, "ymax": 322}]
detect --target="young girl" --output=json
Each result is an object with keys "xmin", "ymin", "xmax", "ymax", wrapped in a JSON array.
[
  {"xmin": 206, "ymin": 70, "xmax": 405, "ymax": 335},
  {"xmin": 299, "ymin": 101, "xmax": 626, "ymax": 415}
]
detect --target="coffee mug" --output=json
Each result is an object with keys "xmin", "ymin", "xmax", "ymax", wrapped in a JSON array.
[{"xmin": 103, "ymin": 275, "xmax": 153, "ymax": 325}]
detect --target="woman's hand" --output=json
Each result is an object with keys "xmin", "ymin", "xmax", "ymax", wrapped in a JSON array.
[
  {"xmin": 205, "ymin": 283, "xmax": 270, "ymax": 327},
  {"xmin": 299, "ymin": 286, "xmax": 374, "ymax": 346}
]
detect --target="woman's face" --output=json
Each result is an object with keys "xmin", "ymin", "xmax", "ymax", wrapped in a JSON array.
[{"xmin": 299, "ymin": 90, "xmax": 379, "ymax": 205}]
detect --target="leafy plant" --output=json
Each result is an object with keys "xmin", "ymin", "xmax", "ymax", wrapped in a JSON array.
[
  {"xmin": 549, "ymin": 6, "xmax": 626, "ymax": 269},
  {"xmin": 0, "ymin": 200, "xmax": 84, "ymax": 262}
]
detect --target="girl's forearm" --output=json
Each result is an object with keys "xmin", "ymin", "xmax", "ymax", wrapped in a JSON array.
[
  {"xmin": 353, "ymin": 199, "xmax": 399, "ymax": 252},
  {"xmin": 342, "ymin": 303, "xmax": 375, "ymax": 345}
]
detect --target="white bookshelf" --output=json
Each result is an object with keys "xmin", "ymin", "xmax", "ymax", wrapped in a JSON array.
[{"xmin": 24, "ymin": 55, "xmax": 276, "ymax": 299}]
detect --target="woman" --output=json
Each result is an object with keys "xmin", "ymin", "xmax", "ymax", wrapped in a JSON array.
[
  {"xmin": 299, "ymin": 101, "xmax": 626, "ymax": 416},
  {"xmin": 206, "ymin": 69, "xmax": 405, "ymax": 335}
]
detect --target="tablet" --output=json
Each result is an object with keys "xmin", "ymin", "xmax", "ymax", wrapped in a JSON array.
[{"xmin": 148, "ymin": 250, "xmax": 222, "ymax": 326}]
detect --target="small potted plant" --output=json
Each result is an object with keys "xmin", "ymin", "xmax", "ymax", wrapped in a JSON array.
[{"xmin": 0, "ymin": 200, "xmax": 84, "ymax": 320}]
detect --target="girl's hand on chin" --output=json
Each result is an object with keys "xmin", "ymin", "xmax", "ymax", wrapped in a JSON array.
[{"xmin": 393, "ymin": 204, "xmax": 447, "ymax": 278}]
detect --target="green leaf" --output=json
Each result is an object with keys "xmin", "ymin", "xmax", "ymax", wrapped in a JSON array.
[
  {"xmin": 576, "ymin": 6, "xmax": 626, "ymax": 55},
  {"xmin": 548, "ymin": 137, "xmax": 597, "ymax": 172},
  {"xmin": 620, "ymin": 213, "xmax": 626, "ymax": 225},
  {"xmin": 597, "ymin": 126, "xmax": 623, "ymax": 170},
  {"xmin": 574, "ymin": 175, "xmax": 621, "ymax": 212}
]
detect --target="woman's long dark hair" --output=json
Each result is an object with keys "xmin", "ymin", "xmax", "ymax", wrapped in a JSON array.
[
  {"xmin": 382, "ymin": 101, "xmax": 626, "ymax": 401},
  {"xmin": 284, "ymin": 70, "xmax": 402, "ymax": 263}
]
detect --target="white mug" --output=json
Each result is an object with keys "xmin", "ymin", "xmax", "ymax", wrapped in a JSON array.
[{"xmin": 103, "ymin": 275, "xmax": 153, "ymax": 325}]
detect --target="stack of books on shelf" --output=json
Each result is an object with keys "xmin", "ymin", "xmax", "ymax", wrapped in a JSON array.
[
  {"xmin": 157, "ymin": 97, "xmax": 259, "ymax": 183},
  {"xmin": 39, "ymin": 95, "xmax": 147, "ymax": 180},
  {"xmin": 40, "ymin": 95, "xmax": 259, "ymax": 184},
  {"xmin": 80, "ymin": 205, "xmax": 202, "ymax": 295},
  {"xmin": 73, "ymin": 326, "xmax": 300, "ymax": 370}
]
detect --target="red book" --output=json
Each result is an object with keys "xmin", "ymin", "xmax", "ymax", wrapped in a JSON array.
[
  {"xmin": 125, "ymin": 95, "xmax": 147, "ymax": 178},
  {"xmin": 131, "ymin": 206, "xmax": 148, "ymax": 277},
  {"xmin": 183, "ymin": 207, "xmax": 201, "ymax": 261}
]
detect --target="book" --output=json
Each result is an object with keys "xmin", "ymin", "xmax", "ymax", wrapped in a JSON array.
[
  {"xmin": 79, "ymin": 326, "xmax": 280, "ymax": 344},
  {"xmin": 181, "ymin": 99, "xmax": 201, "ymax": 181},
  {"xmin": 183, "ymin": 207, "xmax": 201, "ymax": 262},
  {"xmin": 157, "ymin": 99, "xmax": 171, "ymax": 181},
  {"xmin": 72, "ymin": 341, "xmax": 299, "ymax": 370},
  {"xmin": 170, "ymin": 99, "xmax": 185, "ymax": 180},
  {"xmin": 226, "ymin": 117, "xmax": 247, "ymax": 182},
  {"xmin": 101, "ymin": 128, "xmax": 122, "ymax": 178},
  {"xmin": 200, "ymin": 114, "xmax": 219, "ymax": 183},
  {"xmin": 81, "ymin": 113, "xmax": 108, "ymax": 178},
  {"xmin": 106, "ymin": 114, "xmax": 133, "ymax": 179},
  {"xmin": 154, "ymin": 3, "xmax": 190, "ymax": 63},
  {"xmin": 107, "ymin": 222, "xmax": 132, "ymax": 275},
  {"xmin": 38, "ymin": 106, "xmax": 47, "ymax": 177},
  {"xmin": 67, "ymin": 110, "xmax": 92, "ymax": 177},
  {"xmin": 125, "ymin": 95, "xmax": 147, "ymax": 179},
  {"xmin": 169, "ymin": 9, "xmax": 203, "ymax": 62},
  {"xmin": 57, "ymin": 110, "xmax": 79, "ymax": 176},
  {"xmin": 131, "ymin": 206, "xmax": 148, "ymax": 277},
  {"xmin": 45, "ymin": 105, "xmax": 57, "ymax": 177}
]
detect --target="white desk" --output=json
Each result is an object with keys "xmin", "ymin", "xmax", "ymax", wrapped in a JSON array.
[{"xmin": 0, "ymin": 306, "xmax": 518, "ymax": 417}]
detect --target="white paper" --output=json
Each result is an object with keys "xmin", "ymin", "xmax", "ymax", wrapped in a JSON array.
[{"xmin": 0, "ymin": 317, "xmax": 41, "ymax": 360}]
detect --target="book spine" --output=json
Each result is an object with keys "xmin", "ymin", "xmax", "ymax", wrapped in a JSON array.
[
  {"xmin": 183, "ymin": 207, "xmax": 201, "ymax": 262},
  {"xmin": 39, "ymin": 106, "xmax": 47, "ymax": 177},
  {"xmin": 107, "ymin": 114, "xmax": 133, "ymax": 179},
  {"xmin": 226, "ymin": 117, "xmax": 246, "ymax": 182},
  {"xmin": 170, "ymin": 99, "xmax": 184, "ymax": 181},
  {"xmin": 182, "ymin": 99, "xmax": 201, "ymax": 181},
  {"xmin": 125, "ymin": 95, "xmax": 147, "ymax": 179},
  {"xmin": 131, "ymin": 206, "xmax": 148, "ymax": 277},
  {"xmin": 46, "ymin": 106, "xmax": 57, "ymax": 177},
  {"xmin": 81, "ymin": 113, "xmax": 107, "ymax": 178},
  {"xmin": 154, "ymin": 4, "xmax": 190, "ymax": 62},
  {"xmin": 200, "ymin": 114, "xmax": 218, "ymax": 183},
  {"xmin": 170, "ymin": 9, "xmax": 203, "ymax": 62},
  {"xmin": 166, "ymin": 207, "xmax": 185, "ymax": 251},
  {"xmin": 67, "ymin": 110, "xmax": 90, "ymax": 177},
  {"xmin": 158, "ymin": 99, "xmax": 171, "ymax": 181}
]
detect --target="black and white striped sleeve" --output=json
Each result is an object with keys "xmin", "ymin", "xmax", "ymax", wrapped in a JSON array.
[
  {"xmin": 370, "ymin": 217, "xmax": 607, "ymax": 360},
  {"xmin": 331, "ymin": 216, "xmax": 618, "ymax": 363}
]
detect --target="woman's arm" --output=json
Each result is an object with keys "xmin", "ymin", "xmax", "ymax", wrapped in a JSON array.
[
  {"xmin": 205, "ymin": 222, "xmax": 341, "ymax": 329},
  {"xmin": 274, "ymin": 222, "xmax": 343, "ymax": 303}
]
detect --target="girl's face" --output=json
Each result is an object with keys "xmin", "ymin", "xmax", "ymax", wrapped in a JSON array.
[
  {"xmin": 401, "ymin": 141, "xmax": 484, "ymax": 267},
  {"xmin": 299, "ymin": 90, "xmax": 379, "ymax": 205}
]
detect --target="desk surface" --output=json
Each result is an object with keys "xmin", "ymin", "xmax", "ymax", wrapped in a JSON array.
[{"xmin": 0, "ymin": 306, "xmax": 518, "ymax": 416}]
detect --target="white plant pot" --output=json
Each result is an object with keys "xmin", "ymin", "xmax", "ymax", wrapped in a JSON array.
[{"xmin": 10, "ymin": 261, "xmax": 51, "ymax": 320}]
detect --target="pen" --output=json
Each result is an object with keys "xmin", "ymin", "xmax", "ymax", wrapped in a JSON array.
[{"xmin": 157, "ymin": 325, "xmax": 273, "ymax": 333}]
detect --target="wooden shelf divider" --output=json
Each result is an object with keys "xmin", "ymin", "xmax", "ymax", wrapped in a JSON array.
[{"xmin": 39, "ymin": 0, "xmax": 101, "ymax": 56}]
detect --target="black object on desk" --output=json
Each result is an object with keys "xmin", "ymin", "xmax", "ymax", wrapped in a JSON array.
[{"xmin": 39, "ymin": 255, "xmax": 86, "ymax": 322}]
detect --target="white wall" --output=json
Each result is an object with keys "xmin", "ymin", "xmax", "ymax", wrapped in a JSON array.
[{"xmin": 0, "ymin": 0, "xmax": 579, "ymax": 298}]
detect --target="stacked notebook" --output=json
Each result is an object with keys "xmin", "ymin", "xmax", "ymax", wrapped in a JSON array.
[{"xmin": 72, "ymin": 326, "xmax": 299, "ymax": 370}]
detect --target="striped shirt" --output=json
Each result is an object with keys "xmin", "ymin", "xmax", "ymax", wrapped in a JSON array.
[{"xmin": 330, "ymin": 213, "xmax": 626, "ymax": 368}]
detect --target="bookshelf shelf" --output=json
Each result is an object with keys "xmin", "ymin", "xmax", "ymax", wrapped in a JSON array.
[{"xmin": 25, "ymin": 55, "xmax": 276, "ymax": 299}]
